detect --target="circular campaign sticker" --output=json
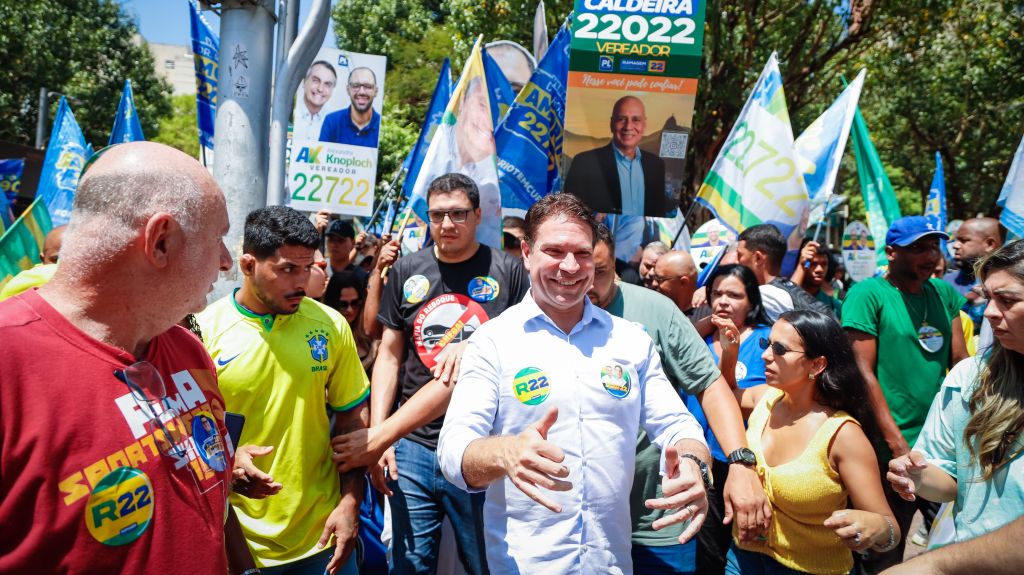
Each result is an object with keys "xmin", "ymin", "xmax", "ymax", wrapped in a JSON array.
[
  {"xmin": 85, "ymin": 467, "xmax": 154, "ymax": 546},
  {"xmin": 412, "ymin": 293, "xmax": 490, "ymax": 369},
  {"xmin": 600, "ymin": 364, "xmax": 631, "ymax": 398},
  {"xmin": 690, "ymin": 219, "xmax": 736, "ymax": 271},
  {"xmin": 918, "ymin": 324, "xmax": 944, "ymax": 353},
  {"xmin": 513, "ymin": 367, "xmax": 551, "ymax": 405},
  {"xmin": 734, "ymin": 361, "xmax": 748, "ymax": 381},
  {"xmin": 192, "ymin": 412, "xmax": 227, "ymax": 472},
  {"xmin": 467, "ymin": 276, "xmax": 500, "ymax": 303},
  {"xmin": 403, "ymin": 275, "xmax": 431, "ymax": 304},
  {"xmin": 841, "ymin": 221, "xmax": 878, "ymax": 282}
]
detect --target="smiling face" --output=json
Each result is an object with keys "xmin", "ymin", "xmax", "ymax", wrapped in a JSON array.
[
  {"xmin": 523, "ymin": 215, "xmax": 595, "ymax": 323},
  {"xmin": 303, "ymin": 63, "xmax": 336, "ymax": 114},
  {"xmin": 242, "ymin": 244, "xmax": 315, "ymax": 315},
  {"xmin": 346, "ymin": 68, "xmax": 377, "ymax": 114},
  {"xmin": 610, "ymin": 97, "xmax": 646, "ymax": 153}
]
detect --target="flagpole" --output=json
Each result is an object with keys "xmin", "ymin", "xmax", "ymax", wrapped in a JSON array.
[
  {"xmin": 366, "ymin": 166, "xmax": 406, "ymax": 231},
  {"xmin": 200, "ymin": 146, "xmax": 208, "ymax": 169},
  {"xmin": 381, "ymin": 205, "xmax": 415, "ymax": 279},
  {"xmin": 671, "ymin": 199, "xmax": 700, "ymax": 248}
]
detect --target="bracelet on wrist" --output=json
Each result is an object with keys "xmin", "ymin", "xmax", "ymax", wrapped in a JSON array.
[{"xmin": 871, "ymin": 516, "xmax": 897, "ymax": 552}]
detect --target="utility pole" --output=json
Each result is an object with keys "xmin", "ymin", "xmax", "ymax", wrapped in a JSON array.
[{"xmin": 208, "ymin": 0, "xmax": 276, "ymax": 300}]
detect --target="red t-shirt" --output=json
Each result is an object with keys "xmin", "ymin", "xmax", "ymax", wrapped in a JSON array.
[{"xmin": 0, "ymin": 290, "xmax": 233, "ymax": 573}]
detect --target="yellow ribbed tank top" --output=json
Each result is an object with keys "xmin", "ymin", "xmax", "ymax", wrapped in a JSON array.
[{"xmin": 736, "ymin": 387, "xmax": 858, "ymax": 575}]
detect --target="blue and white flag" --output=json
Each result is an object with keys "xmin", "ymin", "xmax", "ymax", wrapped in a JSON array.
[
  {"xmin": 188, "ymin": 0, "xmax": 218, "ymax": 150},
  {"xmin": 998, "ymin": 133, "xmax": 1024, "ymax": 239},
  {"xmin": 493, "ymin": 23, "xmax": 569, "ymax": 211},
  {"xmin": 925, "ymin": 151, "xmax": 947, "ymax": 251},
  {"xmin": 482, "ymin": 47, "xmax": 516, "ymax": 128},
  {"xmin": 37, "ymin": 97, "xmax": 90, "ymax": 227},
  {"xmin": 108, "ymin": 79, "xmax": 145, "ymax": 145},
  {"xmin": 794, "ymin": 69, "xmax": 865, "ymax": 202},
  {"xmin": 405, "ymin": 58, "xmax": 453, "ymax": 223}
]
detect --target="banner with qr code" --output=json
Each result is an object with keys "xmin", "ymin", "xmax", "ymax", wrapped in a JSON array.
[{"xmin": 561, "ymin": 0, "xmax": 706, "ymax": 217}]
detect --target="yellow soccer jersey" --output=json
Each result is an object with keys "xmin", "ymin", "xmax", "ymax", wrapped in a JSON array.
[{"xmin": 196, "ymin": 292, "xmax": 369, "ymax": 567}]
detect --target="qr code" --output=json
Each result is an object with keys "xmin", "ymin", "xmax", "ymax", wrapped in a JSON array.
[{"xmin": 660, "ymin": 132, "xmax": 689, "ymax": 159}]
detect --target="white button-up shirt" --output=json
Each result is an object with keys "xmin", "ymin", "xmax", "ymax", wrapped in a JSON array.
[
  {"xmin": 292, "ymin": 102, "xmax": 326, "ymax": 142},
  {"xmin": 438, "ymin": 291, "xmax": 706, "ymax": 575}
]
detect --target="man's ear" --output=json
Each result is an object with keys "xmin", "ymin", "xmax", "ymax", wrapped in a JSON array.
[
  {"xmin": 239, "ymin": 253, "xmax": 257, "ymax": 277},
  {"xmin": 885, "ymin": 245, "xmax": 896, "ymax": 262},
  {"xmin": 521, "ymin": 241, "xmax": 532, "ymax": 271},
  {"xmin": 143, "ymin": 213, "xmax": 180, "ymax": 269}
]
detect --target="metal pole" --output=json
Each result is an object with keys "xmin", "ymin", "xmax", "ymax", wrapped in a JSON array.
[
  {"xmin": 266, "ymin": 0, "xmax": 331, "ymax": 207},
  {"xmin": 671, "ymin": 200, "xmax": 700, "ymax": 248},
  {"xmin": 210, "ymin": 0, "xmax": 277, "ymax": 301},
  {"xmin": 36, "ymin": 87, "xmax": 49, "ymax": 149}
]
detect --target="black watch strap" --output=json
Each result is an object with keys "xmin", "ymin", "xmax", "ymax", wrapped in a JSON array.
[
  {"xmin": 679, "ymin": 453, "xmax": 713, "ymax": 491},
  {"xmin": 727, "ymin": 447, "xmax": 757, "ymax": 467}
]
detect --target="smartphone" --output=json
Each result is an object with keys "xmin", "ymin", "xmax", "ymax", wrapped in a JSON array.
[{"xmin": 224, "ymin": 412, "xmax": 245, "ymax": 449}]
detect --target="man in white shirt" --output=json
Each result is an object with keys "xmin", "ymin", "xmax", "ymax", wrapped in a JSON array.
[
  {"xmin": 437, "ymin": 193, "xmax": 712, "ymax": 575},
  {"xmin": 292, "ymin": 60, "xmax": 337, "ymax": 142}
]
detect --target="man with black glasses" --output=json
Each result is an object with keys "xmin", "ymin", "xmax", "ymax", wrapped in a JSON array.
[
  {"xmin": 364, "ymin": 172, "xmax": 529, "ymax": 574},
  {"xmin": 0, "ymin": 142, "xmax": 241, "ymax": 573}
]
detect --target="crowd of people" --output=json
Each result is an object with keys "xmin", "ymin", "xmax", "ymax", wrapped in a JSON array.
[{"xmin": 0, "ymin": 141, "xmax": 1021, "ymax": 575}]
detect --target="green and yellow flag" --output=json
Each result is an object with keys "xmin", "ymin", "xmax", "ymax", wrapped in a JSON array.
[{"xmin": 0, "ymin": 199, "xmax": 53, "ymax": 292}]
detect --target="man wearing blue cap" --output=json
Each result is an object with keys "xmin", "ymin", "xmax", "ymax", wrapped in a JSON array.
[{"xmin": 841, "ymin": 215, "xmax": 968, "ymax": 570}]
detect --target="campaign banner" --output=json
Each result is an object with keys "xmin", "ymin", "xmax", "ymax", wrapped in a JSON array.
[
  {"xmin": 288, "ymin": 49, "xmax": 387, "ymax": 217},
  {"xmin": 37, "ymin": 97, "xmax": 90, "ymax": 227},
  {"xmin": 689, "ymin": 218, "xmax": 735, "ymax": 271},
  {"xmin": 925, "ymin": 151, "xmax": 947, "ymax": 253},
  {"xmin": 494, "ymin": 24, "xmax": 570, "ymax": 211},
  {"xmin": 841, "ymin": 220, "xmax": 877, "ymax": 282},
  {"xmin": 562, "ymin": 0, "xmax": 706, "ymax": 217},
  {"xmin": 188, "ymin": 0, "xmax": 218, "ymax": 150},
  {"xmin": 109, "ymin": 79, "xmax": 146, "ymax": 145}
]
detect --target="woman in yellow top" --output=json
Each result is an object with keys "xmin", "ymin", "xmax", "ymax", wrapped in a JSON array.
[{"xmin": 721, "ymin": 309, "xmax": 900, "ymax": 574}]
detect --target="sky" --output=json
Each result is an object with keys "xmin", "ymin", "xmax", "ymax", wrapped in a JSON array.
[{"xmin": 117, "ymin": 0, "xmax": 336, "ymax": 48}]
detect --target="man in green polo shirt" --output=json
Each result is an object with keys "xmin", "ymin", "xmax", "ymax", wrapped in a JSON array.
[
  {"xmin": 842, "ymin": 215, "xmax": 968, "ymax": 571},
  {"xmin": 587, "ymin": 224, "xmax": 768, "ymax": 575}
]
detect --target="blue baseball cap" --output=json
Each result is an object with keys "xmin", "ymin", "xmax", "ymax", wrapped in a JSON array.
[{"xmin": 885, "ymin": 216, "xmax": 949, "ymax": 247}]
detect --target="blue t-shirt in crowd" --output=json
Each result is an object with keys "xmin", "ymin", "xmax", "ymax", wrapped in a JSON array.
[
  {"xmin": 685, "ymin": 324, "xmax": 772, "ymax": 461},
  {"xmin": 319, "ymin": 107, "xmax": 381, "ymax": 148}
]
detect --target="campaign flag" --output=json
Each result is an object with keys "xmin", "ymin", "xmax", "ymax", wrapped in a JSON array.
[
  {"xmin": 494, "ymin": 23, "xmax": 569, "ymax": 210},
  {"xmin": 189, "ymin": 0, "xmax": 218, "ymax": 150},
  {"xmin": 997, "ymin": 133, "xmax": 1024, "ymax": 239},
  {"xmin": 696, "ymin": 53, "xmax": 809, "ymax": 250},
  {"xmin": 407, "ymin": 37, "xmax": 502, "ymax": 248},
  {"xmin": 0, "ymin": 198, "xmax": 52, "ymax": 292},
  {"xmin": 850, "ymin": 105, "xmax": 902, "ymax": 266},
  {"xmin": 482, "ymin": 47, "xmax": 516, "ymax": 127},
  {"xmin": 696, "ymin": 244, "xmax": 726, "ymax": 289},
  {"xmin": 794, "ymin": 70, "xmax": 865, "ymax": 202},
  {"xmin": 109, "ymin": 80, "xmax": 146, "ymax": 145},
  {"xmin": 0, "ymin": 158, "xmax": 23, "ymax": 230},
  {"xmin": 404, "ymin": 59, "xmax": 453, "ymax": 223},
  {"xmin": 925, "ymin": 151, "xmax": 947, "ymax": 251},
  {"xmin": 37, "ymin": 97, "xmax": 89, "ymax": 227}
]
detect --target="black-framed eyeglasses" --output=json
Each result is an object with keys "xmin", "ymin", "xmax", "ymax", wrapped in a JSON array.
[
  {"xmin": 426, "ymin": 209, "xmax": 471, "ymax": 224},
  {"xmin": 114, "ymin": 361, "xmax": 187, "ymax": 458},
  {"xmin": 759, "ymin": 337, "xmax": 806, "ymax": 356}
]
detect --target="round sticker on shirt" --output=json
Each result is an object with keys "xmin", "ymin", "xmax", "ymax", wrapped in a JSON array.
[
  {"xmin": 734, "ymin": 361, "xmax": 748, "ymax": 381},
  {"xmin": 918, "ymin": 324, "xmax": 944, "ymax": 353},
  {"xmin": 403, "ymin": 275, "xmax": 431, "ymax": 304},
  {"xmin": 600, "ymin": 364, "xmax": 631, "ymax": 398},
  {"xmin": 85, "ymin": 467, "xmax": 154, "ymax": 546},
  {"xmin": 467, "ymin": 276, "xmax": 500, "ymax": 303},
  {"xmin": 412, "ymin": 293, "xmax": 491, "ymax": 369},
  {"xmin": 513, "ymin": 367, "xmax": 551, "ymax": 405},
  {"xmin": 192, "ymin": 412, "xmax": 227, "ymax": 472}
]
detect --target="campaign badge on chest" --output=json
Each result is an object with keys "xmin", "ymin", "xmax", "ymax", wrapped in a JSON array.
[
  {"xmin": 192, "ymin": 412, "xmax": 227, "ymax": 472},
  {"xmin": 918, "ymin": 324, "xmax": 944, "ymax": 353},
  {"xmin": 84, "ymin": 467, "xmax": 154, "ymax": 546},
  {"xmin": 404, "ymin": 275, "xmax": 431, "ymax": 304},
  {"xmin": 513, "ymin": 367, "xmax": 551, "ymax": 405},
  {"xmin": 600, "ymin": 364, "xmax": 631, "ymax": 398},
  {"xmin": 467, "ymin": 276, "xmax": 500, "ymax": 303}
]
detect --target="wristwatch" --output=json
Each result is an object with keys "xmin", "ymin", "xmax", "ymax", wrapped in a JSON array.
[
  {"xmin": 680, "ymin": 453, "xmax": 714, "ymax": 491},
  {"xmin": 727, "ymin": 447, "xmax": 757, "ymax": 467}
]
